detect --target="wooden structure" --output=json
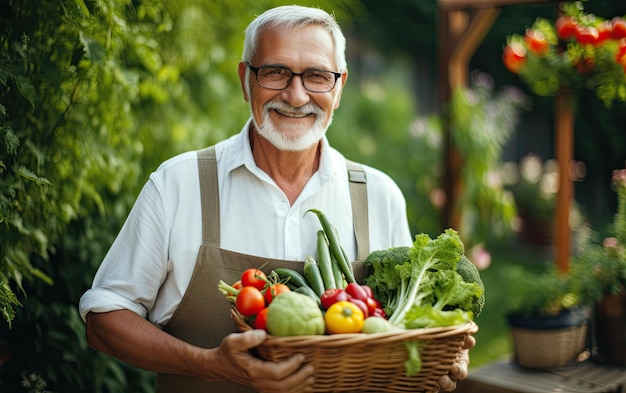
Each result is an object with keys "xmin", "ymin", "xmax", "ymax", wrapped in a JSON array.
[
  {"xmin": 436, "ymin": 0, "xmax": 572, "ymax": 272},
  {"xmin": 457, "ymin": 358, "xmax": 626, "ymax": 393}
]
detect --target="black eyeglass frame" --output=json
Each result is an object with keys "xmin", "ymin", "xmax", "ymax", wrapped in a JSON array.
[{"xmin": 246, "ymin": 62, "xmax": 342, "ymax": 93}]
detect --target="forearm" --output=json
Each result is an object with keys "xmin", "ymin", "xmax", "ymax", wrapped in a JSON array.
[{"xmin": 85, "ymin": 309, "xmax": 216, "ymax": 380}]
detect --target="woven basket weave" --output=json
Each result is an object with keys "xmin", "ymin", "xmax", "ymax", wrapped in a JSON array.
[
  {"xmin": 231, "ymin": 308, "xmax": 478, "ymax": 393},
  {"xmin": 510, "ymin": 323, "xmax": 588, "ymax": 369}
]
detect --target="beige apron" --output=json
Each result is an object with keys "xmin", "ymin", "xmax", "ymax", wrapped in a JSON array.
[{"xmin": 155, "ymin": 146, "xmax": 370, "ymax": 392}]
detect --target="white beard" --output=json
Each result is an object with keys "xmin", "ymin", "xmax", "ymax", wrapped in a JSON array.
[{"xmin": 252, "ymin": 101, "xmax": 332, "ymax": 152}]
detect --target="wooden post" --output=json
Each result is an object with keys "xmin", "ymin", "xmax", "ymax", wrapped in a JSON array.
[
  {"xmin": 554, "ymin": 90, "xmax": 574, "ymax": 273},
  {"xmin": 438, "ymin": 7, "xmax": 499, "ymax": 231}
]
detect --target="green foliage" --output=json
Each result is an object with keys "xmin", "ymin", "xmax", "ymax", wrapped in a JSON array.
[
  {"xmin": 449, "ymin": 72, "xmax": 528, "ymax": 244},
  {"xmin": 364, "ymin": 229, "xmax": 479, "ymax": 377},
  {"xmin": 329, "ymin": 65, "xmax": 442, "ymax": 235},
  {"xmin": 1, "ymin": 0, "xmax": 142, "ymax": 324},
  {"xmin": 505, "ymin": 264, "xmax": 581, "ymax": 316},
  {"xmin": 518, "ymin": 2, "xmax": 626, "ymax": 106},
  {"xmin": 364, "ymin": 229, "xmax": 476, "ymax": 325},
  {"xmin": 571, "ymin": 167, "xmax": 626, "ymax": 304},
  {"xmin": 0, "ymin": 0, "xmax": 352, "ymax": 390}
]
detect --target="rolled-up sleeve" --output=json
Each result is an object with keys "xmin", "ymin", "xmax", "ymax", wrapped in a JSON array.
[{"xmin": 79, "ymin": 177, "xmax": 169, "ymax": 322}]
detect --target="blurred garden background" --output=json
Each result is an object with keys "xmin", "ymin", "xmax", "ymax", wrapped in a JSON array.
[{"xmin": 2, "ymin": 0, "xmax": 626, "ymax": 391}]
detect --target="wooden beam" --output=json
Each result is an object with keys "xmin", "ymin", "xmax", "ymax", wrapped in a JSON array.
[
  {"xmin": 449, "ymin": 8, "xmax": 500, "ymax": 89},
  {"xmin": 438, "ymin": 0, "xmax": 557, "ymax": 11},
  {"xmin": 440, "ymin": 7, "xmax": 501, "ymax": 231}
]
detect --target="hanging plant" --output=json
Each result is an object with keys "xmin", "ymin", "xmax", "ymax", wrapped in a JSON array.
[{"xmin": 502, "ymin": 1, "xmax": 626, "ymax": 106}]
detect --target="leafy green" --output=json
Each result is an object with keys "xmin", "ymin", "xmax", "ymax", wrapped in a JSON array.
[
  {"xmin": 404, "ymin": 341, "xmax": 424, "ymax": 378},
  {"xmin": 404, "ymin": 306, "xmax": 474, "ymax": 329},
  {"xmin": 365, "ymin": 229, "xmax": 483, "ymax": 326},
  {"xmin": 364, "ymin": 229, "xmax": 484, "ymax": 376}
]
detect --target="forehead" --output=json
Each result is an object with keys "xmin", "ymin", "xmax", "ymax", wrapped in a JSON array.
[{"xmin": 253, "ymin": 24, "xmax": 336, "ymax": 70}]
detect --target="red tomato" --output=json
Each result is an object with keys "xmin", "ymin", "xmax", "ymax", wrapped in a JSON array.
[
  {"xmin": 365, "ymin": 297, "xmax": 378, "ymax": 315},
  {"xmin": 345, "ymin": 282, "xmax": 368, "ymax": 301},
  {"xmin": 612, "ymin": 17, "xmax": 626, "ymax": 39},
  {"xmin": 241, "ymin": 268, "xmax": 267, "ymax": 291},
  {"xmin": 320, "ymin": 288, "xmax": 351, "ymax": 310},
  {"xmin": 524, "ymin": 29, "xmax": 549, "ymax": 56},
  {"xmin": 556, "ymin": 15, "xmax": 578, "ymax": 40},
  {"xmin": 502, "ymin": 42, "xmax": 527, "ymax": 74},
  {"xmin": 575, "ymin": 25, "xmax": 599, "ymax": 45},
  {"xmin": 236, "ymin": 286, "xmax": 266, "ymax": 317},
  {"xmin": 372, "ymin": 307, "xmax": 387, "ymax": 318},
  {"xmin": 263, "ymin": 283, "xmax": 290, "ymax": 305},
  {"xmin": 254, "ymin": 307, "xmax": 269, "ymax": 330}
]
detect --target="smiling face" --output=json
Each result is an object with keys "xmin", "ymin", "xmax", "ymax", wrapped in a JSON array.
[{"xmin": 238, "ymin": 24, "xmax": 347, "ymax": 151}]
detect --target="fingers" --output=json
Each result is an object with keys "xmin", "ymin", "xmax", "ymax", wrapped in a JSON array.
[
  {"xmin": 438, "ymin": 357, "xmax": 466, "ymax": 392},
  {"xmin": 232, "ymin": 329, "xmax": 267, "ymax": 350},
  {"xmin": 438, "ymin": 373, "xmax": 457, "ymax": 392},
  {"xmin": 439, "ymin": 335, "xmax": 475, "ymax": 392},
  {"xmin": 450, "ymin": 351, "xmax": 469, "ymax": 379},
  {"xmin": 256, "ymin": 355, "xmax": 315, "ymax": 393},
  {"xmin": 463, "ymin": 334, "xmax": 476, "ymax": 350},
  {"xmin": 217, "ymin": 331, "xmax": 314, "ymax": 392}
]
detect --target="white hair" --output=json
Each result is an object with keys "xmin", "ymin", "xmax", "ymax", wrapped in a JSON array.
[{"xmin": 241, "ymin": 5, "xmax": 347, "ymax": 72}]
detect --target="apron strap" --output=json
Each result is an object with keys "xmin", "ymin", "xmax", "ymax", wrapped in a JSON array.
[
  {"xmin": 196, "ymin": 147, "xmax": 370, "ymax": 259},
  {"xmin": 196, "ymin": 146, "xmax": 219, "ymax": 247},
  {"xmin": 346, "ymin": 159, "xmax": 370, "ymax": 261}
]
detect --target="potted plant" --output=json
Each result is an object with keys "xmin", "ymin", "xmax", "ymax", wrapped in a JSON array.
[
  {"xmin": 571, "ymin": 166, "xmax": 626, "ymax": 366},
  {"xmin": 502, "ymin": 1, "xmax": 626, "ymax": 107},
  {"xmin": 504, "ymin": 264, "xmax": 591, "ymax": 369}
]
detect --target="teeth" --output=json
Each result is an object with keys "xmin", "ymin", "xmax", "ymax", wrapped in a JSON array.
[{"xmin": 275, "ymin": 109, "xmax": 308, "ymax": 118}]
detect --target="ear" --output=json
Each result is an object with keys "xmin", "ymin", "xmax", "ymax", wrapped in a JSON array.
[
  {"xmin": 238, "ymin": 61, "xmax": 249, "ymax": 102},
  {"xmin": 334, "ymin": 70, "xmax": 348, "ymax": 110}
]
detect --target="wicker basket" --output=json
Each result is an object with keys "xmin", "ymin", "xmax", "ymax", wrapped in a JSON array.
[
  {"xmin": 510, "ymin": 323, "xmax": 588, "ymax": 369},
  {"xmin": 231, "ymin": 308, "xmax": 478, "ymax": 393}
]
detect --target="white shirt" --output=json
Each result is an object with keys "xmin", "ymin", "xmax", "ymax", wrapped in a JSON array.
[{"xmin": 79, "ymin": 119, "xmax": 412, "ymax": 327}]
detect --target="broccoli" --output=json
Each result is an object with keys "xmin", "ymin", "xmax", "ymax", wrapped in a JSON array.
[
  {"xmin": 364, "ymin": 230, "xmax": 485, "ymax": 377},
  {"xmin": 363, "ymin": 246, "xmax": 411, "ymax": 317},
  {"xmin": 457, "ymin": 255, "xmax": 485, "ymax": 317},
  {"xmin": 363, "ymin": 229, "xmax": 485, "ymax": 327}
]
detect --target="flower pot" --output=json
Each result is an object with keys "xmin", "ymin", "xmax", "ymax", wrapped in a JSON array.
[
  {"xmin": 592, "ymin": 293, "xmax": 626, "ymax": 366},
  {"xmin": 506, "ymin": 306, "xmax": 590, "ymax": 370}
]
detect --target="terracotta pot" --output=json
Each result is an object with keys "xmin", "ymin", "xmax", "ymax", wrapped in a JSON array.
[{"xmin": 593, "ymin": 293, "xmax": 626, "ymax": 366}]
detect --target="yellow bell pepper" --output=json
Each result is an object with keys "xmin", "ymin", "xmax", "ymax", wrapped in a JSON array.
[{"xmin": 324, "ymin": 300, "xmax": 364, "ymax": 334}]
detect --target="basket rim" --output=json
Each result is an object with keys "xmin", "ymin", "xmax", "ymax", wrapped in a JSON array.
[{"xmin": 230, "ymin": 307, "xmax": 478, "ymax": 346}]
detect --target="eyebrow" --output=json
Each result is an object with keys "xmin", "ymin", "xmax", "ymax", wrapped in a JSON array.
[{"xmin": 257, "ymin": 63, "xmax": 336, "ymax": 72}]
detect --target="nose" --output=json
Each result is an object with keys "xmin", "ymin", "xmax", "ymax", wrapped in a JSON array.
[{"xmin": 280, "ymin": 74, "xmax": 310, "ymax": 107}]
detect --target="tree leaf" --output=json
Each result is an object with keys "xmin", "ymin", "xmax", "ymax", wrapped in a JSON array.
[
  {"xmin": 15, "ymin": 76, "xmax": 37, "ymax": 108},
  {"xmin": 79, "ymin": 31, "xmax": 106, "ymax": 64}
]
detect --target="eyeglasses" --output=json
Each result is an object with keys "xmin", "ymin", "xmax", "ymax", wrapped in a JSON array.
[{"xmin": 247, "ymin": 63, "xmax": 341, "ymax": 93}]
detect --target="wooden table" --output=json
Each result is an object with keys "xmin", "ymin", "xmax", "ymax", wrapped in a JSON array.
[{"xmin": 457, "ymin": 358, "xmax": 626, "ymax": 393}]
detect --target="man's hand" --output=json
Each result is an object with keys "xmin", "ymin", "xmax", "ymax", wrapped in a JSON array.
[
  {"xmin": 438, "ymin": 334, "xmax": 475, "ymax": 391},
  {"xmin": 213, "ymin": 329, "xmax": 315, "ymax": 393}
]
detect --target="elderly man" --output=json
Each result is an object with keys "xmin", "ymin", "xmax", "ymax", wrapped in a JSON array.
[{"xmin": 79, "ymin": 5, "xmax": 474, "ymax": 392}]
